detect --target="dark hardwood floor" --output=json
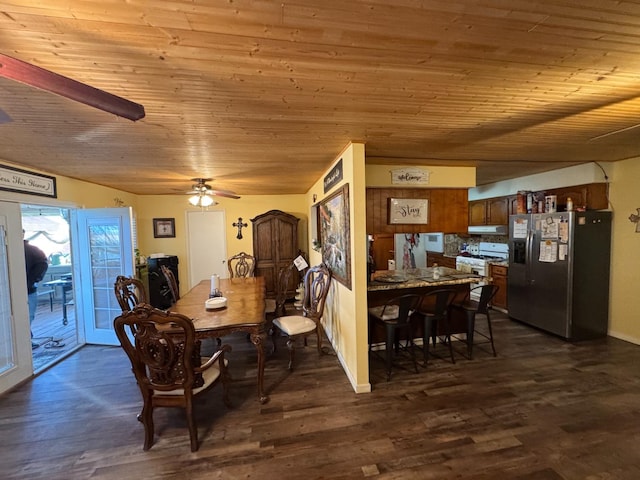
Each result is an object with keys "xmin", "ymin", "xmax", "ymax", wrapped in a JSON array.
[{"xmin": 3, "ymin": 311, "xmax": 640, "ymax": 479}]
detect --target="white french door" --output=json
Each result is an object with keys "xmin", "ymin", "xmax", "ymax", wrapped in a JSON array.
[
  {"xmin": 72, "ymin": 207, "xmax": 134, "ymax": 345},
  {"xmin": 0, "ymin": 203, "xmax": 32, "ymax": 394}
]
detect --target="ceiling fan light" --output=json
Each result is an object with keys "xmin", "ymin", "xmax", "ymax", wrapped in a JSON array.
[
  {"xmin": 200, "ymin": 195, "xmax": 215, "ymax": 207},
  {"xmin": 188, "ymin": 195, "xmax": 201, "ymax": 206}
]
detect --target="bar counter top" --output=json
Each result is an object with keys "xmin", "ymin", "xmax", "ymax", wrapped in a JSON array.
[{"xmin": 368, "ymin": 267, "xmax": 485, "ymax": 292}]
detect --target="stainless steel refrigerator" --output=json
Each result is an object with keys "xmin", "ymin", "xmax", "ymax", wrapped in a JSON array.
[{"xmin": 508, "ymin": 211, "xmax": 611, "ymax": 340}]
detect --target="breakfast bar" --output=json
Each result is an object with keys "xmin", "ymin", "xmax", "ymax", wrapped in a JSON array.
[{"xmin": 367, "ymin": 267, "xmax": 486, "ymax": 343}]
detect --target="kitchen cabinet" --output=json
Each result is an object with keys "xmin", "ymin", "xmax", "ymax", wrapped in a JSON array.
[
  {"xmin": 469, "ymin": 197, "xmax": 508, "ymax": 226},
  {"xmin": 489, "ymin": 263, "xmax": 508, "ymax": 311},
  {"xmin": 552, "ymin": 183, "xmax": 608, "ymax": 211},
  {"xmin": 251, "ymin": 210, "xmax": 299, "ymax": 298},
  {"xmin": 426, "ymin": 252, "xmax": 457, "ymax": 269}
]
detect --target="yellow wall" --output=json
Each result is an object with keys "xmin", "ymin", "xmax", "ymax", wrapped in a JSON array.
[
  {"xmin": 307, "ymin": 143, "xmax": 371, "ymax": 393},
  {"xmin": 366, "ymin": 164, "xmax": 476, "ymax": 188},
  {"xmin": 0, "ymin": 160, "xmax": 138, "ymax": 209},
  {"xmin": 135, "ymin": 194, "xmax": 307, "ymax": 291},
  {"xmin": 608, "ymin": 157, "xmax": 640, "ymax": 343}
]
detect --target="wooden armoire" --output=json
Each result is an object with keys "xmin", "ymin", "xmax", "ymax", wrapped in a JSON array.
[{"xmin": 251, "ymin": 210, "xmax": 300, "ymax": 298}]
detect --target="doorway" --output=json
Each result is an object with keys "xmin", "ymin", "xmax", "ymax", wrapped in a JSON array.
[
  {"xmin": 186, "ymin": 210, "xmax": 228, "ymax": 288},
  {"xmin": 21, "ymin": 204, "xmax": 80, "ymax": 372}
]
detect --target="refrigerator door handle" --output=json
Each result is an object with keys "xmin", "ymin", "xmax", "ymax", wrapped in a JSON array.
[{"xmin": 526, "ymin": 229, "xmax": 533, "ymax": 284}]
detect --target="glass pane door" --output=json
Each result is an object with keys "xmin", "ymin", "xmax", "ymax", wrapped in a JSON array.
[
  {"xmin": 74, "ymin": 208, "xmax": 133, "ymax": 345},
  {"xmin": 0, "ymin": 222, "xmax": 15, "ymax": 375}
]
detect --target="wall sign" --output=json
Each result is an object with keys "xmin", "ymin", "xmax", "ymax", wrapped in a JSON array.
[
  {"xmin": 323, "ymin": 158, "xmax": 343, "ymax": 193},
  {"xmin": 390, "ymin": 167, "xmax": 430, "ymax": 185},
  {"xmin": 388, "ymin": 198, "xmax": 429, "ymax": 224},
  {"xmin": 0, "ymin": 163, "xmax": 57, "ymax": 198}
]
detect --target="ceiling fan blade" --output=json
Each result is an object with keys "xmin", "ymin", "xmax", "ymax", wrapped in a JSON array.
[
  {"xmin": 209, "ymin": 189, "xmax": 241, "ymax": 199},
  {"xmin": 0, "ymin": 53, "xmax": 145, "ymax": 121}
]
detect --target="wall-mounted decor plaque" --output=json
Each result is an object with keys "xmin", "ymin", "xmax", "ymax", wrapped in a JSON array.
[{"xmin": 388, "ymin": 198, "xmax": 428, "ymax": 224}]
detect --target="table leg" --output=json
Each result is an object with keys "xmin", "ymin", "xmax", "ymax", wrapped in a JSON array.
[
  {"xmin": 250, "ymin": 331, "xmax": 269, "ymax": 404},
  {"xmin": 61, "ymin": 287, "xmax": 68, "ymax": 326}
]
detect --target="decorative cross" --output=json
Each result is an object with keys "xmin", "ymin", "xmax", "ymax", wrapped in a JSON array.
[
  {"xmin": 629, "ymin": 208, "xmax": 640, "ymax": 232},
  {"xmin": 233, "ymin": 217, "xmax": 248, "ymax": 239}
]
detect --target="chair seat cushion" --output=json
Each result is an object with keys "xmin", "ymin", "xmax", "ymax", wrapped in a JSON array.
[
  {"xmin": 156, "ymin": 357, "xmax": 224, "ymax": 396},
  {"xmin": 368, "ymin": 305, "xmax": 399, "ymax": 321},
  {"xmin": 273, "ymin": 315, "xmax": 317, "ymax": 336}
]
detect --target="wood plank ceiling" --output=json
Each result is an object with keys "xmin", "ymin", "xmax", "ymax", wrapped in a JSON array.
[{"xmin": 1, "ymin": 0, "xmax": 639, "ymax": 196}]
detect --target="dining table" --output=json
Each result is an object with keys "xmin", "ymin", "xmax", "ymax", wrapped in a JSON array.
[{"xmin": 171, "ymin": 276, "xmax": 269, "ymax": 404}]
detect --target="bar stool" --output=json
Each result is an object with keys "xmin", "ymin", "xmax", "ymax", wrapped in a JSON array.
[
  {"xmin": 450, "ymin": 284, "xmax": 499, "ymax": 359},
  {"xmin": 368, "ymin": 294, "xmax": 422, "ymax": 381},
  {"xmin": 417, "ymin": 289, "xmax": 457, "ymax": 367}
]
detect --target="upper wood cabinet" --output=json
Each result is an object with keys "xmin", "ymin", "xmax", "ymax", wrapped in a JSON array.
[
  {"xmin": 469, "ymin": 197, "xmax": 508, "ymax": 225},
  {"xmin": 469, "ymin": 200, "xmax": 487, "ymax": 225},
  {"xmin": 473, "ymin": 183, "xmax": 608, "ymax": 223},
  {"xmin": 251, "ymin": 210, "xmax": 299, "ymax": 298},
  {"xmin": 552, "ymin": 183, "xmax": 608, "ymax": 211},
  {"xmin": 366, "ymin": 188, "xmax": 468, "ymax": 234}
]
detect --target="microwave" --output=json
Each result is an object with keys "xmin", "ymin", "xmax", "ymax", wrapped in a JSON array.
[{"xmin": 424, "ymin": 232, "xmax": 444, "ymax": 253}]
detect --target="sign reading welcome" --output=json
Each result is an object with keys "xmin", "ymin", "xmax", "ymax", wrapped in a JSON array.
[
  {"xmin": 0, "ymin": 164, "xmax": 57, "ymax": 198},
  {"xmin": 390, "ymin": 167, "xmax": 430, "ymax": 185}
]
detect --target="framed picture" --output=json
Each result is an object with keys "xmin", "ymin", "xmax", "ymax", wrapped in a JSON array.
[
  {"xmin": 319, "ymin": 184, "xmax": 351, "ymax": 289},
  {"xmin": 153, "ymin": 218, "xmax": 176, "ymax": 238},
  {"xmin": 388, "ymin": 198, "xmax": 429, "ymax": 224}
]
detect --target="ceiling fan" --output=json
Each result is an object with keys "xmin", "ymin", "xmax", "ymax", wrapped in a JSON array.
[
  {"xmin": 186, "ymin": 178, "xmax": 240, "ymax": 207},
  {"xmin": 0, "ymin": 52, "xmax": 145, "ymax": 121}
]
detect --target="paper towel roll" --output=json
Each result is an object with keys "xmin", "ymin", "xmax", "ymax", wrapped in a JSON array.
[{"xmin": 210, "ymin": 274, "xmax": 220, "ymax": 294}]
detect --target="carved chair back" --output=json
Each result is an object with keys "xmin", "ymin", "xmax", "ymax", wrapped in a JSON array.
[
  {"xmin": 114, "ymin": 275, "xmax": 148, "ymax": 312},
  {"xmin": 227, "ymin": 251, "xmax": 256, "ymax": 278},
  {"xmin": 160, "ymin": 265, "xmax": 180, "ymax": 303}
]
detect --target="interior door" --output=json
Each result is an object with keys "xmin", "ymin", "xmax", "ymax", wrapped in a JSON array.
[
  {"xmin": 186, "ymin": 210, "xmax": 227, "ymax": 288},
  {"xmin": 0, "ymin": 203, "xmax": 33, "ymax": 394},
  {"xmin": 73, "ymin": 207, "xmax": 134, "ymax": 345}
]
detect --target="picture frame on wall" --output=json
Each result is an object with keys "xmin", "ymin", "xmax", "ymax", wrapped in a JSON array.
[
  {"xmin": 153, "ymin": 218, "xmax": 176, "ymax": 238},
  {"xmin": 388, "ymin": 198, "xmax": 429, "ymax": 224},
  {"xmin": 319, "ymin": 184, "xmax": 351, "ymax": 289}
]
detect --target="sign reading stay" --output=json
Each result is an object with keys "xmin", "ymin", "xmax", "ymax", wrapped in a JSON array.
[{"xmin": 0, "ymin": 164, "xmax": 57, "ymax": 198}]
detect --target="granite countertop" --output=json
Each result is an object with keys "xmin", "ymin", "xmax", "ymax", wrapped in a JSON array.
[
  {"xmin": 488, "ymin": 260, "xmax": 509, "ymax": 267},
  {"xmin": 368, "ymin": 267, "xmax": 485, "ymax": 291}
]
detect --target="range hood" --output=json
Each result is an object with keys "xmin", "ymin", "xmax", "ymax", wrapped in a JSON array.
[{"xmin": 468, "ymin": 225, "xmax": 507, "ymax": 235}]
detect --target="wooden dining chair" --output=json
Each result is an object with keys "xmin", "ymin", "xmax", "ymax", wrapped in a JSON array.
[
  {"xmin": 227, "ymin": 251, "xmax": 256, "ymax": 278},
  {"xmin": 160, "ymin": 265, "xmax": 179, "ymax": 303},
  {"xmin": 114, "ymin": 304, "xmax": 232, "ymax": 452},
  {"xmin": 114, "ymin": 275, "xmax": 148, "ymax": 312},
  {"xmin": 265, "ymin": 262, "xmax": 295, "ymax": 319},
  {"xmin": 272, "ymin": 263, "xmax": 332, "ymax": 370}
]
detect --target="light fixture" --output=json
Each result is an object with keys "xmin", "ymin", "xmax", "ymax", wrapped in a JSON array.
[{"xmin": 188, "ymin": 193, "xmax": 217, "ymax": 208}]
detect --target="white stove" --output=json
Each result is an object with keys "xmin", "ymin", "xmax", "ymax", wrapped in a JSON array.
[{"xmin": 456, "ymin": 242, "xmax": 509, "ymax": 300}]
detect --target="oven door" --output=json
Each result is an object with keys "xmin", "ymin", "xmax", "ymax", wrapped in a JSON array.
[{"xmin": 464, "ymin": 263, "xmax": 487, "ymax": 301}]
